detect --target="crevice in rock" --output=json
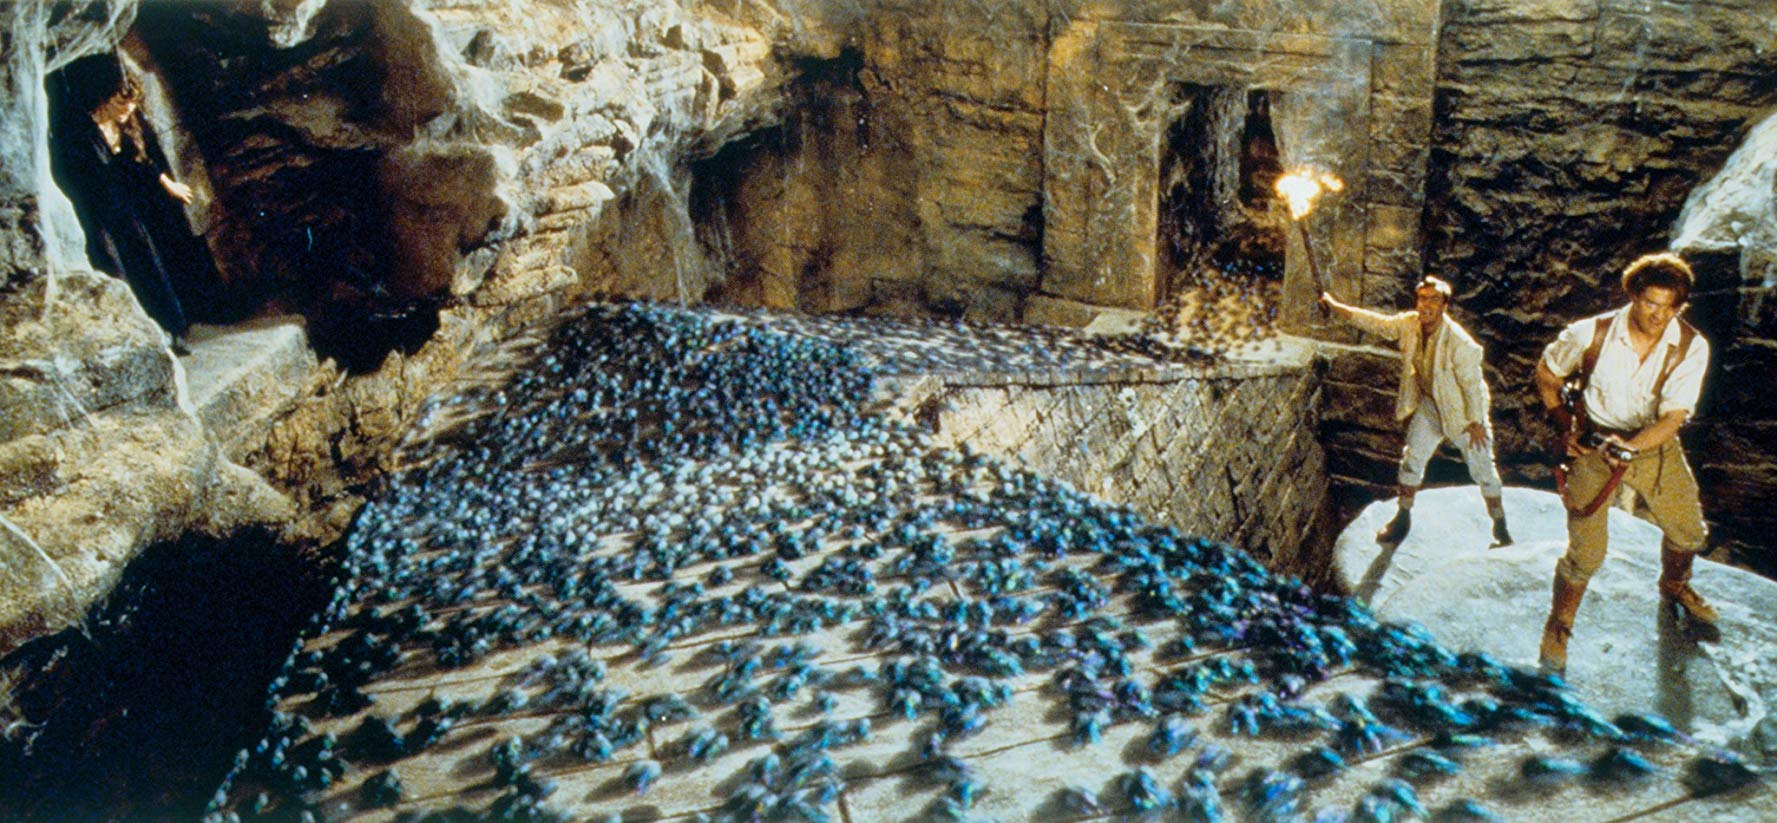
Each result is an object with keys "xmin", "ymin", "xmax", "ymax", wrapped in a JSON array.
[
  {"xmin": 0, "ymin": 527, "xmax": 334, "ymax": 821},
  {"xmin": 692, "ymin": 46, "xmax": 929, "ymax": 317}
]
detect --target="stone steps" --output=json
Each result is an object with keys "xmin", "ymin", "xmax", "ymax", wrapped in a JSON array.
[{"xmin": 180, "ymin": 315, "xmax": 320, "ymax": 461}]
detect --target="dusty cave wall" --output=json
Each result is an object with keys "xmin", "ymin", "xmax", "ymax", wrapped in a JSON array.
[
  {"xmin": 1321, "ymin": 0, "xmax": 1777, "ymax": 571},
  {"xmin": 0, "ymin": 0, "xmax": 866, "ymax": 656},
  {"xmin": 690, "ymin": 2, "xmax": 1049, "ymax": 322}
]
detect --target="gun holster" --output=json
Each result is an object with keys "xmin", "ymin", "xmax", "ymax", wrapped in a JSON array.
[{"xmin": 1553, "ymin": 380, "xmax": 1629, "ymax": 517}]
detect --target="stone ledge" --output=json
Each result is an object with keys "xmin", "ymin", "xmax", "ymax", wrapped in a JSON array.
[
  {"xmin": 898, "ymin": 335, "xmax": 1319, "ymax": 391},
  {"xmin": 1337, "ymin": 486, "xmax": 1777, "ymax": 765},
  {"xmin": 181, "ymin": 316, "xmax": 321, "ymax": 461}
]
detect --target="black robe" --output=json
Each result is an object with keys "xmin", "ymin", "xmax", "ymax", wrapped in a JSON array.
[{"xmin": 51, "ymin": 117, "xmax": 194, "ymax": 338}]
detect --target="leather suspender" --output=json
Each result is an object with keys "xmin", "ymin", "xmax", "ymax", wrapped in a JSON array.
[
  {"xmin": 1574, "ymin": 314, "xmax": 1696, "ymax": 418},
  {"xmin": 1652, "ymin": 318, "xmax": 1698, "ymax": 402},
  {"xmin": 1577, "ymin": 316, "xmax": 1609, "ymax": 390},
  {"xmin": 1557, "ymin": 313, "xmax": 1697, "ymax": 517}
]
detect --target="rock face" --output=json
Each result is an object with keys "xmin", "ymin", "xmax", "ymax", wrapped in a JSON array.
[
  {"xmin": 0, "ymin": 268, "xmax": 292, "ymax": 654},
  {"xmin": 1412, "ymin": 0, "xmax": 1777, "ymax": 575},
  {"xmin": 1670, "ymin": 111, "xmax": 1777, "ymax": 577}
]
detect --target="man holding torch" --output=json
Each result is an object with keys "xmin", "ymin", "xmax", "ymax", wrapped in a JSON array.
[{"xmin": 1320, "ymin": 279, "xmax": 1512, "ymax": 548}]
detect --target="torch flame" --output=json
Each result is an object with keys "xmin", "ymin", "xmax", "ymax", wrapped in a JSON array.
[{"xmin": 1275, "ymin": 169, "xmax": 1345, "ymax": 220}]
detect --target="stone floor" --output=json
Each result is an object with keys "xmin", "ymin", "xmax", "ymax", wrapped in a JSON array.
[
  {"xmin": 1336, "ymin": 486, "xmax": 1777, "ymax": 818},
  {"xmin": 208, "ymin": 305, "xmax": 1771, "ymax": 822}
]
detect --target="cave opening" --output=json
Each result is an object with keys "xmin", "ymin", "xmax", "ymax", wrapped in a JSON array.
[
  {"xmin": 692, "ymin": 47, "xmax": 874, "ymax": 317},
  {"xmin": 0, "ymin": 528, "xmax": 332, "ymax": 821},
  {"xmin": 53, "ymin": 5, "xmax": 452, "ymax": 375},
  {"xmin": 1154, "ymin": 86, "xmax": 1285, "ymax": 345},
  {"xmin": 45, "ymin": 53, "xmax": 225, "ymax": 349}
]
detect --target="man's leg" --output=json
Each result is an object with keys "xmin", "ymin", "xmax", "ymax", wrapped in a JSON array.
[
  {"xmin": 1381, "ymin": 408, "xmax": 1440, "ymax": 544},
  {"xmin": 1626, "ymin": 441, "xmax": 1716, "ymax": 624},
  {"xmin": 1458, "ymin": 428, "xmax": 1511, "ymax": 546},
  {"xmin": 1544, "ymin": 451, "xmax": 1613, "ymax": 674}
]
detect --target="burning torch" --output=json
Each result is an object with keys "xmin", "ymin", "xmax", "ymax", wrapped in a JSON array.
[{"xmin": 1275, "ymin": 169, "xmax": 1343, "ymax": 317}]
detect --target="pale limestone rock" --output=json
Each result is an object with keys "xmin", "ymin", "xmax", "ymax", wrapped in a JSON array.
[
  {"xmin": 0, "ymin": 270, "xmax": 297, "ymax": 655},
  {"xmin": 1674, "ymin": 110, "xmax": 1777, "ymax": 285},
  {"xmin": 182, "ymin": 317, "xmax": 321, "ymax": 461},
  {"xmin": 1337, "ymin": 486, "xmax": 1777, "ymax": 758}
]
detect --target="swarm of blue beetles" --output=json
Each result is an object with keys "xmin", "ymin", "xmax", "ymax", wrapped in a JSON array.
[{"xmin": 205, "ymin": 303, "xmax": 1760, "ymax": 822}]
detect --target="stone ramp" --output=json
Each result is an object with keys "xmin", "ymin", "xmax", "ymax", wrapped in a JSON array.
[
  {"xmin": 208, "ymin": 305, "xmax": 1770, "ymax": 821},
  {"xmin": 180, "ymin": 315, "xmax": 319, "ymax": 460}
]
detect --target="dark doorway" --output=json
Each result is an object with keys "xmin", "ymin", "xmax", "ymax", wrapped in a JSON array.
[
  {"xmin": 1154, "ymin": 86, "xmax": 1286, "ymax": 348},
  {"xmin": 1238, "ymin": 89, "xmax": 1284, "ymax": 210},
  {"xmin": 46, "ymin": 53, "xmax": 224, "ymax": 344}
]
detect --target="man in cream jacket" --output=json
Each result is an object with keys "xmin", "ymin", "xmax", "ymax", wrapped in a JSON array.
[{"xmin": 1321, "ymin": 277, "xmax": 1512, "ymax": 547}]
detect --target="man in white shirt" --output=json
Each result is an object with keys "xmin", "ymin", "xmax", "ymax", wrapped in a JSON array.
[
  {"xmin": 1533, "ymin": 252, "xmax": 1714, "ymax": 675},
  {"xmin": 1321, "ymin": 276, "xmax": 1511, "ymax": 548}
]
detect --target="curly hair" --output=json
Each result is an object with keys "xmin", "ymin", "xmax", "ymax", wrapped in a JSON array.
[
  {"xmin": 1621, "ymin": 253, "xmax": 1693, "ymax": 305},
  {"xmin": 86, "ymin": 68, "xmax": 150, "ymax": 164}
]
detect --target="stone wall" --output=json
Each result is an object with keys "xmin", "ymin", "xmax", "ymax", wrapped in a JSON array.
[
  {"xmin": 695, "ymin": 0, "xmax": 1447, "ymax": 330},
  {"xmin": 1318, "ymin": 345, "xmax": 1406, "ymax": 512},
  {"xmin": 897, "ymin": 340, "xmax": 1336, "ymax": 583}
]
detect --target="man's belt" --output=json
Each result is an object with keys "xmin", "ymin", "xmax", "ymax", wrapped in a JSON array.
[
  {"xmin": 1556, "ymin": 378, "xmax": 1634, "ymax": 519},
  {"xmin": 1555, "ymin": 424, "xmax": 1634, "ymax": 519}
]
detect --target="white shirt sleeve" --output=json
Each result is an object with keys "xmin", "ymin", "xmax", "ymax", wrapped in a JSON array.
[
  {"xmin": 1453, "ymin": 341, "xmax": 1488, "ymax": 427},
  {"xmin": 1541, "ymin": 318, "xmax": 1591, "ymax": 379},
  {"xmin": 1340, "ymin": 306, "xmax": 1411, "ymax": 343},
  {"xmin": 1657, "ymin": 332, "xmax": 1710, "ymax": 417}
]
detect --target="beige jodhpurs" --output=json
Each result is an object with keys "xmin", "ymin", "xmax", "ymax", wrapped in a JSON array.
[{"xmin": 1555, "ymin": 438, "xmax": 1706, "ymax": 585}]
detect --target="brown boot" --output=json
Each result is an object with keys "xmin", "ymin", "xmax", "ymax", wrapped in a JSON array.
[
  {"xmin": 1539, "ymin": 575, "xmax": 1588, "ymax": 675},
  {"xmin": 1375, "ymin": 486, "xmax": 1417, "ymax": 545},
  {"xmin": 1658, "ymin": 545, "xmax": 1719, "ymax": 625},
  {"xmin": 1485, "ymin": 495, "xmax": 1512, "ymax": 547}
]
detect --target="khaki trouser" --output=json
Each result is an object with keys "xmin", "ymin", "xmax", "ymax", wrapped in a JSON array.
[
  {"xmin": 1556, "ymin": 438, "xmax": 1707, "ymax": 585},
  {"xmin": 1398, "ymin": 403, "xmax": 1503, "ymax": 497}
]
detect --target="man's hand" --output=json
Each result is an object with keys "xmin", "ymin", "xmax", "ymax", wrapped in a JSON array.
[
  {"xmin": 1600, "ymin": 435, "xmax": 1636, "ymax": 469},
  {"xmin": 1464, "ymin": 422, "xmax": 1487, "ymax": 450}
]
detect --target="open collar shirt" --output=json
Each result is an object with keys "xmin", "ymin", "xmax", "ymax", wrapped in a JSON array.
[{"xmin": 1541, "ymin": 306, "xmax": 1710, "ymax": 432}]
